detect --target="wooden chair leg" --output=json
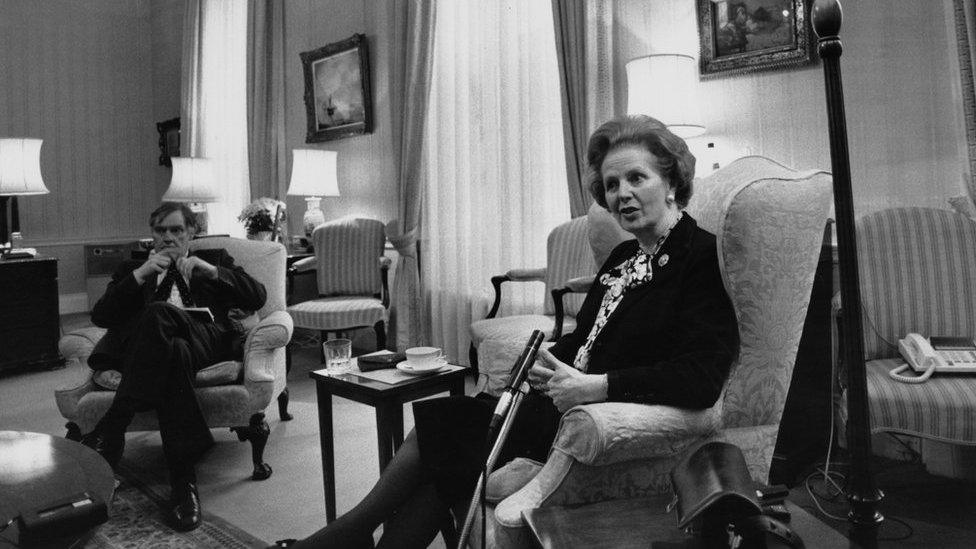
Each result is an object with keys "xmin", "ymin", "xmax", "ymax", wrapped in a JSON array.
[
  {"xmin": 232, "ymin": 413, "xmax": 273, "ymax": 480},
  {"xmin": 277, "ymin": 387, "xmax": 293, "ymax": 421}
]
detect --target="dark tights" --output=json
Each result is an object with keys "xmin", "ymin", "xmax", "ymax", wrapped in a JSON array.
[{"xmin": 293, "ymin": 430, "xmax": 453, "ymax": 549}]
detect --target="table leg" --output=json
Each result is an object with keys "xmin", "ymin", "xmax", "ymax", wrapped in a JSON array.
[
  {"xmin": 450, "ymin": 376, "xmax": 465, "ymax": 397},
  {"xmin": 390, "ymin": 403, "xmax": 404, "ymax": 452},
  {"xmin": 375, "ymin": 404, "xmax": 395, "ymax": 473},
  {"xmin": 315, "ymin": 384, "xmax": 336, "ymax": 523}
]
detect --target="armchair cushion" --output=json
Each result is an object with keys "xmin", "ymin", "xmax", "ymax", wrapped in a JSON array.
[
  {"xmin": 287, "ymin": 296, "xmax": 386, "ymax": 330},
  {"xmin": 470, "ymin": 316, "xmax": 576, "ymax": 349}
]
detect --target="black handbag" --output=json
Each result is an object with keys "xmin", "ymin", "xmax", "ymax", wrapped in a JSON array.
[{"xmin": 670, "ymin": 442, "xmax": 804, "ymax": 549}]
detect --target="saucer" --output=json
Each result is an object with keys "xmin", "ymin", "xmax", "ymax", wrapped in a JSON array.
[{"xmin": 396, "ymin": 361, "xmax": 446, "ymax": 376}]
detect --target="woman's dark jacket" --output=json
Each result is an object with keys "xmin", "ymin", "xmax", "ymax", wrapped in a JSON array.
[{"xmin": 548, "ymin": 212, "xmax": 739, "ymax": 410}]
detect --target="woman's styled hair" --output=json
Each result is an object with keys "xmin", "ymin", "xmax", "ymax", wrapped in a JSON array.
[
  {"xmin": 149, "ymin": 202, "xmax": 199, "ymax": 231},
  {"xmin": 586, "ymin": 115, "xmax": 696, "ymax": 209}
]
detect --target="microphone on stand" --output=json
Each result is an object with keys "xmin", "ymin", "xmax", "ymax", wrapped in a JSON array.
[{"xmin": 486, "ymin": 330, "xmax": 545, "ymax": 442}]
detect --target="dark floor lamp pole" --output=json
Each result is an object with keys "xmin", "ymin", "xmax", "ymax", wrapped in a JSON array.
[{"xmin": 812, "ymin": 0, "xmax": 884, "ymax": 541}]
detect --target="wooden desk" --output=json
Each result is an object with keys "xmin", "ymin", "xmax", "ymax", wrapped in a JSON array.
[
  {"xmin": 0, "ymin": 256, "xmax": 61, "ymax": 373},
  {"xmin": 0, "ymin": 431, "xmax": 114, "ymax": 547},
  {"xmin": 524, "ymin": 495, "xmax": 857, "ymax": 548},
  {"xmin": 310, "ymin": 362, "xmax": 467, "ymax": 522}
]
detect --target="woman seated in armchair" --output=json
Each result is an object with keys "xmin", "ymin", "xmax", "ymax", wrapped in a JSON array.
[{"xmin": 279, "ymin": 114, "xmax": 739, "ymax": 548}]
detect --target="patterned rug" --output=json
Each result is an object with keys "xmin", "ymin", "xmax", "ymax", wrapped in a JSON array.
[{"xmin": 84, "ymin": 463, "xmax": 267, "ymax": 549}]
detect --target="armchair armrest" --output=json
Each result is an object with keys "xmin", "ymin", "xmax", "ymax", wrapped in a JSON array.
[
  {"xmin": 291, "ymin": 256, "xmax": 316, "ymax": 272},
  {"xmin": 550, "ymin": 275, "xmax": 595, "ymax": 340},
  {"xmin": 485, "ymin": 268, "xmax": 547, "ymax": 320},
  {"xmin": 552, "ymin": 402, "xmax": 722, "ymax": 467},
  {"xmin": 244, "ymin": 310, "xmax": 294, "ymax": 384},
  {"xmin": 505, "ymin": 267, "xmax": 546, "ymax": 281}
]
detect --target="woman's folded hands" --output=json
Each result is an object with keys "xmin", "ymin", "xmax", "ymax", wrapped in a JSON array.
[{"xmin": 529, "ymin": 349, "xmax": 610, "ymax": 412}]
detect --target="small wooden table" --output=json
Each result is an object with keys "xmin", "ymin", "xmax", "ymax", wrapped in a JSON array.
[
  {"xmin": 310, "ymin": 361, "xmax": 467, "ymax": 522},
  {"xmin": 524, "ymin": 495, "xmax": 857, "ymax": 548},
  {"xmin": 0, "ymin": 431, "xmax": 114, "ymax": 547}
]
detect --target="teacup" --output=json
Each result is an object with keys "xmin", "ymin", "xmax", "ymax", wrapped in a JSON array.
[{"xmin": 405, "ymin": 346, "xmax": 446, "ymax": 370}]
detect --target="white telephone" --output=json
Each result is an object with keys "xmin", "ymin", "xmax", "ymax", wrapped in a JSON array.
[{"xmin": 892, "ymin": 333, "xmax": 976, "ymax": 383}]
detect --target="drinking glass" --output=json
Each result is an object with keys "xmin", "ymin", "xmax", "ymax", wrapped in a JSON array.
[{"xmin": 323, "ymin": 338, "xmax": 352, "ymax": 375}]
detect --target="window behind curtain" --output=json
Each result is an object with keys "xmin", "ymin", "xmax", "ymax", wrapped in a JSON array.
[{"xmin": 422, "ymin": 0, "xmax": 571, "ymax": 363}]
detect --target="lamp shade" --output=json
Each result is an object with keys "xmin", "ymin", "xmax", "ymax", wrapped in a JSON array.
[
  {"xmin": 163, "ymin": 157, "xmax": 218, "ymax": 202},
  {"xmin": 0, "ymin": 138, "xmax": 48, "ymax": 196},
  {"xmin": 287, "ymin": 149, "xmax": 339, "ymax": 197},
  {"xmin": 626, "ymin": 54, "xmax": 706, "ymax": 138}
]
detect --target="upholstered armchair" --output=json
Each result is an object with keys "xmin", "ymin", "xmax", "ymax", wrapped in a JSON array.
[
  {"xmin": 286, "ymin": 217, "xmax": 390, "ymax": 359},
  {"xmin": 469, "ymin": 214, "xmax": 601, "ymax": 381},
  {"xmin": 832, "ymin": 207, "xmax": 976, "ymax": 470},
  {"xmin": 471, "ymin": 156, "xmax": 834, "ymax": 548},
  {"xmin": 55, "ymin": 237, "xmax": 292, "ymax": 480}
]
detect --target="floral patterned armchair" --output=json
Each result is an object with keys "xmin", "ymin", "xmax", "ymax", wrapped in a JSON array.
[{"xmin": 470, "ymin": 156, "xmax": 834, "ymax": 547}]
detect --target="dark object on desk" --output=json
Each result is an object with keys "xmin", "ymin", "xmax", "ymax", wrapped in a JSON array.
[
  {"xmin": 18, "ymin": 491, "xmax": 108, "ymax": 542},
  {"xmin": 358, "ymin": 351, "xmax": 406, "ymax": 371}
]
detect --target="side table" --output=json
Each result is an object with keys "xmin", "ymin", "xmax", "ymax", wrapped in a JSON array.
[
  {"xmin": 310, "ymin": 361, "xmax": 467, "ymax": 522},
  {"xmin": 0, "ymin": 431, "xmax": 114, "ymax": 547}
]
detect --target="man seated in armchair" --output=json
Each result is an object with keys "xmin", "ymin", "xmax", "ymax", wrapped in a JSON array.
[{"xmin": 80, "ymin": 202, "xmax": 267, "ymax": 531}]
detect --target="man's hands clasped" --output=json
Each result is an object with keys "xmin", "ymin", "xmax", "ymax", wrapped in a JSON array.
[
  {"xmin": 133, "ymin": 253, "xmax": 218, "ymax": 284},
  {"xmin": 528, "ymin": 349, "xmax": 609, "ymax": 413}
]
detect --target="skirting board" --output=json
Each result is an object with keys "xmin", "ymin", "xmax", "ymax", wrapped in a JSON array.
[{"xmin": 60, "ymin": 293, "xmax": 89, "ymax": 315}]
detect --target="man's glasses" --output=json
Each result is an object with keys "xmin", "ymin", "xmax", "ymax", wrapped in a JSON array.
[{"xmin": 152, "ymin": 225, "xmax": 186, "ymax": 237}]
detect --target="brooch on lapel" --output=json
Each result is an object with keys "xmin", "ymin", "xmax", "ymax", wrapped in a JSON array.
[{"xmin": 658, "ymin": 254, "xmax": 669, "ymax": 267}]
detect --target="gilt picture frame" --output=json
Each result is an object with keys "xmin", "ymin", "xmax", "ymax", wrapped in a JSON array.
[
  {"xmin": 696, "ymin": 0, "xmax": 815, "ymax": 79},
  {"xmin": 156, "ymin": 117, "xmax": 180, "ymax": 167},
  {"xmin": 300, "ymin": 33, "xmax": 373, "ymax": 143}
]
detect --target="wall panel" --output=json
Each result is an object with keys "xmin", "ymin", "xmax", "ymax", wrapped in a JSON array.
[
  {"xmin": 0, "ymin": 1, "xmax": 170, "ymax": 297},
  {"xmin": 615, "ymin": 0, "xmax": 967, "ymax": 215}
]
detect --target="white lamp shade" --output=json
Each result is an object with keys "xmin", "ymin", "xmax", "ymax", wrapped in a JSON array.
[
  {"xmin": 164, "ymin": 157, "xmax": 218, "ymax": 202},
  {"xmin": 0, "ymin": 138, "xmax": 48, "ymax": 196},
  {"xmin": 287, "ymin": 149, "xmax": 339, "ymax": 197},
  {"xmin": 626, "ymin": 54, "xmax": 706, "ymax": 138}
]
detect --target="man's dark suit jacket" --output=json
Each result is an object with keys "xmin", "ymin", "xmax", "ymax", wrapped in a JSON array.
[
  {"xmin": 89, "ymin": 248, "xmax": 267, "ymax": 371},
  {"xmin": 548, "ymin": 213, "xmax": 739, "ymax": 410}
]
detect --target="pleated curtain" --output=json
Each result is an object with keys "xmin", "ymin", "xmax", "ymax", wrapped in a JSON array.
[
  {"xmin": 386, "ymin": 0, "xmax": 437, "ymax": 351},
  {"xmin": 421, "ymin": 0, "xmax": 571, "ymax": 364},
  {"xmin": 245, "ymin": 0, "xmax": 287, "ymax": 203},
  {"xmin": 180, "ymin": 0, "xmax": 249, "ymax": 236}
]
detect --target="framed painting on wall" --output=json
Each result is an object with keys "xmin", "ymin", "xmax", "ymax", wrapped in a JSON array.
[
  {"xmin": 156, "ymin": 117, "xmax": 180, "ymax": 167},
  {"xmin": 696, "ymin": 0, "xmax": 815, "ymax": 79},
  {"xmin": 300, "ymin": 33, "xmax": 373, "ymax": 143}
]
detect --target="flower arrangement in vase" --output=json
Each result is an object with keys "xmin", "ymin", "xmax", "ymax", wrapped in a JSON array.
[{"xmin": 238, "ymin": 197, "xmax": 286, "ymax": 241}]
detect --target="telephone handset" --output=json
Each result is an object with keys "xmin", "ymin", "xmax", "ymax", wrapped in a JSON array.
[{"xmin": 892, "ymin": 334, "xmax": 976, "ymax": 383}]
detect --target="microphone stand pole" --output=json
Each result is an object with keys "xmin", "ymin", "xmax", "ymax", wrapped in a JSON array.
[{"xmin": 457, "ymin": 331, "xmax": 544, "ymax": 548}]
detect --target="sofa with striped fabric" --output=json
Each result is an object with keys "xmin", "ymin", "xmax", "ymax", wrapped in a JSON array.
[
  {"xmin": 286, "ymin": 217, "xmax": 391, "ymax": 357},
  {"xmin": 834, "ymin": 207, "xmax": 976, "ymax": 471}
]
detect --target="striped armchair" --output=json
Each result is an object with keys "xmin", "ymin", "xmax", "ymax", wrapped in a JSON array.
[
  {"xmin": 834, "ymin": 208, "xmax": 976, "ymax": 465},
  {"xmin": 468, "ymin": 215, "xmax": 594, "ymax": 382},
  {"xmin": 286, "ymin": 217, "xmax": 391, "ymax": 359}
]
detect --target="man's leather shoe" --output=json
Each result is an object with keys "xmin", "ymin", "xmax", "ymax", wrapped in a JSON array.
[
  {"xmin": 170, "ymin": 481, "xmax": 202, "ymax": 532},
  {"xmin": 79, "ymin": 428, "xmax": 125, "ymax": 469}
]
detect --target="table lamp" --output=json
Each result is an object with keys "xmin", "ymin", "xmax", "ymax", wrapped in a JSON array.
[
  {"xmin": 287, "ymin": 149, "xmax": 339, "ymax": 237},
  {"xmin": 0, "ymin": 138, "xmax": 49, "ymax": 258},
  {"xmin": 625, "ymin": 54, "xmax": 706, "ymax": 138},
  {"xmin": 163, "ymin": 157, "xmax": 218, "ymax": 234}
]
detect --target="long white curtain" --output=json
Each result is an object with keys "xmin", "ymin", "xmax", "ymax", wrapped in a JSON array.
[
  {"xmin": 422, "ymin": 0, "xmax": 571, "ymax": 364},
  {"xmin": 181, "ymin": 0, "xmax": 249, "ymax": 236}
]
